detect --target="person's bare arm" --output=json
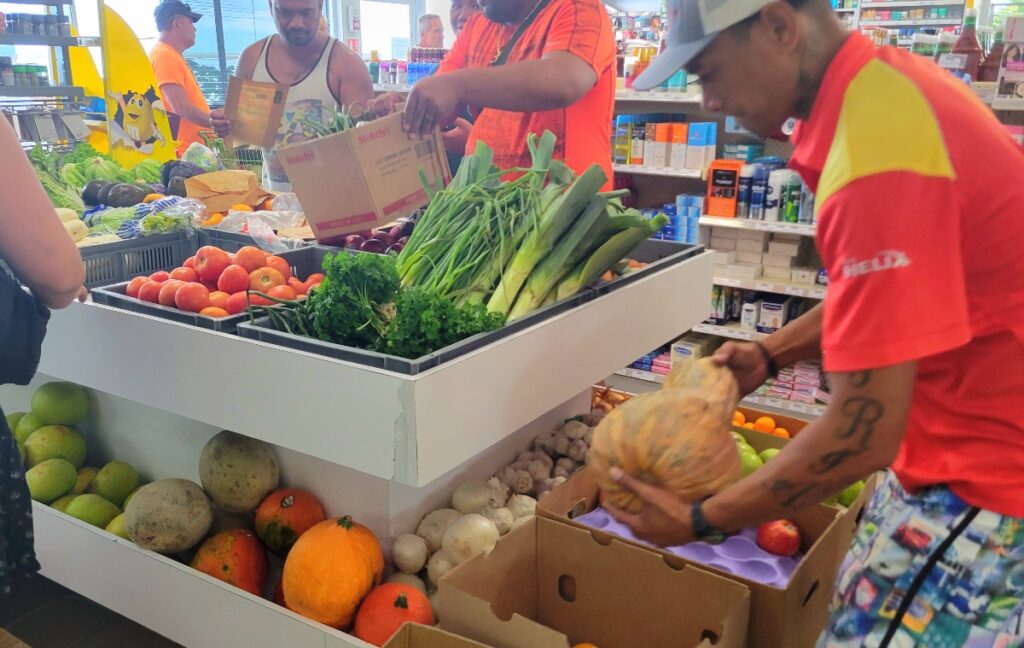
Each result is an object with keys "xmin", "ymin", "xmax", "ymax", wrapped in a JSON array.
[
  {"xmin": 713, "ymin": 303, "xmax": 824, "ymax": 396},
  {"xmin": 211, "ymin": 41, "xmax": 265, "ymax": 137},
  {"xmin": 159, "ymin": 83, "xmax": 212, "ymax": 128},
  {"xmin": 331, "ymin": 44, "xmax": 375, "ymax": 109},
  {"xmin": 0, "ymin": 121, "xmax": 85, "ymax": 308}
]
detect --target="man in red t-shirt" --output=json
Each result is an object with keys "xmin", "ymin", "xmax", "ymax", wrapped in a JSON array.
[
  {"xmin": 374, "ymin": 0, "xmax": 615, "ymax": 187},
  {"xmin": 602, "ymin": 0, "xmax": 1024, "ymax": 644}
]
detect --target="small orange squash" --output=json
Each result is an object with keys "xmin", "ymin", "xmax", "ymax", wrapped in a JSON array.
[
  {"xmin": 282, "ymin": 515, "xmax": 384, "ymax": 629},
  {"xmin": 588, "ymin": 357, "xmax": 742, "ymax": 513},
  {"xmin": 191, "ymin": 529, "xmax": 268, "ymax": 596},
  {"xmin": 353, "ymin": 583, "xmax": 435, "ymax": 646},
  {"xmin": 255, "ymin": 488, "xmax": 326, "ymax": 558}
]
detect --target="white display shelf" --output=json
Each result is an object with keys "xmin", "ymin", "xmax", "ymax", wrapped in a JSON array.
[
  {"xmin": 859, "ymin": 18, "xmax": 961, "ymax": 26},
  {"xmin": 613, "ymin": 367, "xmax": 666, "ymax": 384},
  {"xmin": 373, "ymin": 83, "xmax": 412, "ymax": 93},
  {"xmin": 37, "ymin": 252, "xmax": 712, "ymax": 487},
  {"xmin": 699, "ymin": 216, "xmax": 816, "ymax": 237},
  {"xmin": 614, "ymin": 90, "xmax": 703, "ymax": 104},
  {"xmin": 860, "ymin": 0, "xmax": 961, "ymax": 7},
  {"xmin": 31, "ymin": 504, "xmax": 372, "ymax": 648},
  {"xmin": 714, "ymin": 275, "xmax": 826, "ymax": 299},
  {"xmin": 613, "ymin": 163, "xmax": 703, "ymax": 179},
  {"xmin": 835, "ymin": 6, "xmax": 857, "ymax": 12},
  {"xmin": 743, "ymin": 394, "xmax": 826, "ymax": 417},
  {"xmin": 692, "ymin": 322, "xmax": 768, "ymax": 341}
]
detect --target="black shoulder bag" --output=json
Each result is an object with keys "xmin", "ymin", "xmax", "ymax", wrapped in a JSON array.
[{"xmin": 0, "ymin": 261, "xmax": 51, "ymax": 386}]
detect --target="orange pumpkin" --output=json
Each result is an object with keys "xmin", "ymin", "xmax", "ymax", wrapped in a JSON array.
[
  {"xmin": 191, "ymin": 529, "xmax": 268, "ymax": 596},
  {"xmin": 589, "ymin": 357, "xmax": 742, "ymax": 513},
  {"xmin": 282, "ymin": 515, "xmax": 384, "ymax": 629},
  {"xmin": 353, "ymin": 583, "xmax": 434, "ymax": 646},
  {"xmin": 272, "ymin": 576, "xmax": 287, "ymax": 608},
  {"xmin": 255, "ymin": 488, "xmax": 327, "ymax": 558}
]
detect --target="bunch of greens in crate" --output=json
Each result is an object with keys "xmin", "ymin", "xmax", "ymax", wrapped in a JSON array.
[{"xmin": 397, "ymin": 131, "xmax": 667, "ymax": 321}]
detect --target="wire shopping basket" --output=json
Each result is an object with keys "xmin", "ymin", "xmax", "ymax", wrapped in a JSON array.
[{"xmin": 199, "ymin": 130, "xmax": 264, "ymax": 174}]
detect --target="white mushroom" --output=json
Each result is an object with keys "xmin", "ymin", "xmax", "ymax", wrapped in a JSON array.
[
  {"xmin": 527, "ymin": 460, "xmax": 551, "ymax": 483},
  {"xmin": 563, "ymin": 420, "xmax": 589, "ymax": 440},
  {"xmin": 567, "ymin": 439, "xmax": 589, "ymax": 463}
]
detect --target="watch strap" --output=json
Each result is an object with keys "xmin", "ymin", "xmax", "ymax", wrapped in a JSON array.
[{"xmin": 691, "ymin": 498, "xmax": 728, "ymax": 544}]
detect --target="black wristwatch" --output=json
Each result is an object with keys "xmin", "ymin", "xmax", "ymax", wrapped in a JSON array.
[{"xmin": 691, "ymin": 498, "xmax": 728, "ymax": 544}]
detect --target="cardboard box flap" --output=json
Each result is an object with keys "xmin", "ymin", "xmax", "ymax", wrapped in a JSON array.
[{"xmin": 383, "ymin": 623, "xmax": 493, "ymax": 648}]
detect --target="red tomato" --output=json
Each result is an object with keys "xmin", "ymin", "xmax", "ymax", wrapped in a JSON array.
[
  {"xmin": 209, "ymin": 291, "xmax": 230, "ymax": 310},
  {"xmin": 249, "ymin": 293, "xmax": 273, "ymax": 306},
  {"xmin": 234, "ymin": 246, "xmax": 268, "ymax": 273},
  {"xmin": 183, "ymin": 256, "xmax": 196, "ymax": 269},
  {"xmin": 149, "ymin": 270, "xmax": 170, "ymax": 283},
  {"xmin": 249, "ymin": 267, "xmax": 286, "ymax": 292},
  {"xmin": 138, "ymin": 280, "xmax": 163, "ymax": 303},
  {"xmin": 264, "ymin": 255, "xmax": 292, "ymax": 280},
  {"xmin": 267, "ymin": 285, "xmax": 297, "ymax": 301},
  {"xmin": 756, "ymin": 520, "xmax": 801, "ymax": 557},
  {"xmin": 225, "ymin": 292, "xmax": 249, "ymax": 315},
  {"xmin": 169, "ymin": 267, "xmax": 199, "ymax": 283},
  {"xmin": 304, "ymin": 272, "xmax": 324, "ymax": 285},
  {"xmin": 194, "ymin": 246, "xmax": 231, "ymax": 282},
  {"xmin": 199, "ymin": 306, "xmax": 230, "ymax": 318},
  {"xmin": 287, "ymin": 277, "xmax": 308, "ymax": 296},
  {"xmin": 175, "ymin": 283, "xmax": 210, "ymax": 313},
  {"xmin": 158, "ymin": 280, "xmax": 186, "ymax": 307},
  {"xmin": 126, "ymin": 276, "xmax": 148, "ymax": 298},
  {"xmin": 217, "ymin": 264, "xmax": 250, "ymax": 294}
]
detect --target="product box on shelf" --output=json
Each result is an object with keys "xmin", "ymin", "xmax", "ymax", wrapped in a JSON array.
[
  {"xmin": 279, "ymin": 111, "xmax": 450, "ymax": 244},
  {"xmin": 383, "ymin": 624, "xmax": 491, "ymax": 648},
  {"xmin": 539, "ymin": 467, "xmax": 847, "ymax": 648},
  {"xmin": 440, "ymin": 515, "xmax": 750, "ymax": 648}
]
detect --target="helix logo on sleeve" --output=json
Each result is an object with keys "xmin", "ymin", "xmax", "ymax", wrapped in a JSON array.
[{"xmin": 841, "ymin": 250, "xmax": 912, "ymax": 279}]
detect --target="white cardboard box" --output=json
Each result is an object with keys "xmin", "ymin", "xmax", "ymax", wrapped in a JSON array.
[
  {"xmin": 763, "ymin": 254, "xmax": 795, "ymax": 268},
  {"xmin": 764, "ymin": 265, "xmax": 792, "ymax": 280},
  {"xmin": 768, "ymin": 241, "xmax": 801, "ymax": 257},
  {"xmin": 710, "ymin": 236, "xmax": 737, "ymax": 251},
  {"xmin": 791, "ymin": 267, "xmax": 818, "ymax": 284},
  {"xmin": 711, "ymin": 227, "xmax": 740, "ymax": 239},
  {"xmin": 735, "ymin": 250, "xmax": 764, "ymax": 265},
  {"xmin": 726, "ymin": 263, "xmax": 763, "ymax": 279},
  {"xmin": 712, "ymin": 250, "xmax": 737, "ymax": 264},
  {"xmin": 735, "ymin": 229, "xmax": 769, "ymax": 241},
  {"xmin": 736, "ymin": 238, "xmax": 768, "ymax": 253}
]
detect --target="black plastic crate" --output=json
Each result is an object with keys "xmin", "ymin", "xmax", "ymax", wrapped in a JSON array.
[
  {"xmin": 235, "ymin": 287, "xmax": 592, "ymax": 375},
  {"xmin": 80, "ymin": 232, "xmax": 196, "ymax": 289},
  {"xmin": 591, "ymin": 239, "xmax": 703, "ymax": 296},
  {"xmin": 90, "ymin": 246, "xmax": 336, "ymax": 333}
]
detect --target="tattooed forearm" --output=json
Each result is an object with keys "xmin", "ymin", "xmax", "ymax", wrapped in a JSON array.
[
  {"xmin": 771, "ymin": 479, "xmax": 829, "ymax": 509},
  {"xmin": 850, "ymin": 370, "xmax": 872, "ymax": 388},
  {"xmin": 835, "ymin": 397, "xmax": 884, "ymax": 446}
]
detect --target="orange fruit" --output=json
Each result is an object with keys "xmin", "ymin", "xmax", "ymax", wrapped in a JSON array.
[
  {"xmin": 574, "ymin": 644, "xmax": 600, "ymax": 648},
  {"xmin": 202, "ymin": 213, "xmax": 224, "ymax": 227},
  {"xmin": 753, "ymin": 416, "xmax": 777, "ymax": 434},
  {"xmin": 743, "ymin": 422, "xmax": 756, "ymax": 430},
  {"xmin": 260, "ymin": 198, "xmax": 275, "ymax": 211},
  {"xmin": 230, "ymin": 203, "xmax": 253, "ymax": 212},
  {"xmin": 774, "ymin": 427, "xmax": 791, "ymax": 439},
  {"xmin": 143, "ymin": 193, "xmax": 164, "ymax": 203},
  {"xmin": 732, "ymin": 410, "xmax": 746, "ymax": 425},
  {"xmin": 199, "ymin": 306, "xmax": 230, "ymax": 318}
]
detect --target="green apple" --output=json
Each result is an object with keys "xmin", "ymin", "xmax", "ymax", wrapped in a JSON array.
[
  {"xmin": 64, "ymin": 494, "xmax": 120, "ymax": 529},
  {"xmin": 730, "ymin": 431, "xmax": 747, "ymax": 444},
  {"xmin": 5, "ymin": 412, "xmax": 26, "ymax": 434},
  {"xmin": 738, "ymin": 447, "xmax": 763, "ymax": 476},
  {"xmin": 89, "ymin": 461, "xmax": 140, "ymax": 507},
  {"xmin": 31, "ymin": 382, "xmax": 89, "ymax": 426},
  {"xmin": 759, "ymin": 448, "xmax": 782, "ymax": 463},
  {"xmin": 105, "ymin": 513, "xmax": 130, "ymax": 540},
  {"xmin": 25, "ymin": 458, "xmax": 77, "ymax": 503},
  {"xmin": 72, "ymin": 467, "xmax": 98, "ymax": 496},
  {"xmin": 24, "ymin": 425, "xmax": 87, "ymax": 468},
  {"xmin": 14, "ymin": 412, "xmax": 45, "ymax": 445},
  {"xmin": 838, "ymin": 480, "xmax": 866, "ymax": 508}
]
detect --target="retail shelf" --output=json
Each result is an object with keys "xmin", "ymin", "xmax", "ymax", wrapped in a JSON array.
[
  {"xmin": 714, "ymin": 275, "xmax": 827, "ymax": 299},
  {"xmin": 32, "ymin": 504, "xmax": 373, "ymax": 648},
  {"xmin": 613, "ymin": 367, "xmax": 666, "ymax": 384},
  {"xmin": 693, "ymin": 322, "xmax": 768, "ymax": 341},
  {"xmin": 613, "ymin": 163, "xmax": 703, "ymax": 179},
  {"xmin": 859, "ymin": 18, "xmax": 961, "ymax": 26},
  {"xmin": 373, "ymin": 83, "xmax": 412, "ymax": 93},
  {"xmin": 860, "ymin": 0, "xmax": 961, "ymax": 6},
  {"xmin": 699, "ymin": 215, "xmax": 816, "ymax": 236},
  {"xmin": 834, "ymin": 6, "xmax": 858, "ymax": 12},
  {"xmin": 614, "ymin": 89, "xmax": 703, "ymax": 104},
  {"xmin": 0, "ymin": 34, "xmax": 98, "ymax": 47},
  {"xmin": 743, "ymin": 394, "xmax": 826, "ymax": 417},
  {"xmin": 0, "ymin": 85, "xmax": 84, "ymax": 99},
  {"xmin": 37, "ymin": 251, "xmax": 713, "ymax": 487}
]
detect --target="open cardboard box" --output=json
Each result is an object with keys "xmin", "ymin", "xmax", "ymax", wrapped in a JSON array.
[
  {"xmin": 733, "ymin": 406, "xmax": 810, "ymax": 437},
  {"xmin": 383, "ymin": 624, "xmax": 492, "ymax": 648},
  {"xmin": 278, "ymin": 111, "xmax": 450, "ymax": 245},
  {"xmin": 539, "ymin": 467, "xmax": 853, "ymax": 648},
  {"xmin": 440, "ymin": 516, "xmax": 750, "ymax": 648}
]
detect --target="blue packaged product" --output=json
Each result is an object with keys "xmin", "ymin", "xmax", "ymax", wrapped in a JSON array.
[
  {"xmin": 613, "ymin": 116, "xmax": 632, "ymax": 164},
  {"xmin": 662, "ymin": 203, "xmax": 677, "ymax": 216},
  {"xmin": 751, "ymin": 156, "xmax": 786, "ymax": 170},
  {"xmin": 749, "ymin": 164, "xmax": 769, "ymax": 220},
  {"xmin": 817, "ymin": 267, "xmax": 829, "ymax": 286}
]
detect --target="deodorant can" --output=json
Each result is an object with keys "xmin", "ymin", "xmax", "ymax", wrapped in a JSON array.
[
  {"xmin": 781, "ymin": 173, "xmax": 803, "ymax": 223},
  {"xmin": 764, "ymin": 169, "xmax": 789, "ymax": 222},
  {"xmin": 736, "ymin": 164, "xmax": 755, "ymax": 218},
  {"xmin": 798, "ymin": 184, "xmax": 816, "ymax": 224},
  {"xmin": 731, "ymin": 288, "xmax": 743, "ymax": 321},
  {"xmin": 749, "ymin": 164, "xmax": 769, "ymax": 220}
]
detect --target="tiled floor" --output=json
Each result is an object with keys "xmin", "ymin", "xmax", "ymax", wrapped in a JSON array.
[{"xmin": 0, "ymin": 576, "xmax": 179, "ymax": 647}]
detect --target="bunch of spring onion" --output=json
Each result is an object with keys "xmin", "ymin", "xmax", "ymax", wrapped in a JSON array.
[{"xmin": 396, "ymin": 131, "xmax": 668, "ymax": 322}]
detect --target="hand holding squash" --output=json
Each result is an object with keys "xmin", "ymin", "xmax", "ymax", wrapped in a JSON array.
[{"xmin": 604, "ymin": 467, "xmax": 697, "ymax": 547}]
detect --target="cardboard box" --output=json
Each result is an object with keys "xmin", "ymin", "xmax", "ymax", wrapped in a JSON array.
[
  {"xmin": 735, "ymin": 229, "xmax": 769, "ymax": 241},
  {"xmin": 764, "ymin": 265, "xmax": 792, "ymax": 280},
  {"xmin": 441, "ymin": 516, "xmax": 750, "ymax": 648},
  {"xmin": 384, "ymin": 624, "xmax": 492, "ymax": 648},
  {"xmin": 763, "ymin": 253, "xmax": 795, "ymax": 268},
  {"xmin": 736, "ymin": 238, "xmax": 768, "ymax": 253},
  {"xmin": 540, "ymin": 469, "xmax": 846, "ymax": 648},
  {"xmin": 711, "ymin": 250, "xmax": 736, "ymax": 264},
  {"xmin": 279, "ymin": 111, "xmax": 450, "ymax": 244},
  {"xmin": 711, "ymin": 227, "xmax": 739, "ymax": 239},
  {"xmin": 726, "ymin": 263, "xmax": 762, "ymax": 279},
  {"xmin": 768, "ymin": 240, "xmax": 801, "ymax": 257},
  {"xmin": 223, "ymin": 76, "xmax": 288, "ymax": 149},
  {"xmin": 710, "ymin": 236, "xmax": 737, "ymax": 251},
  {"xmin": 735, "ymin": 250, "xmax": 764, "ymax": 265}
]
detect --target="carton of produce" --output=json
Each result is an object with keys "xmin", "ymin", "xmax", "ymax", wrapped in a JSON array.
[
  {"xmin": 383, "ymin": 623, "xmax": 491, "ymax": 648},
  {"xmin": 538, "ymin": 467, "xmax": 860, "ymax": 648},
  {"xmin": 440, "ymin": 515, "xmax": 749, "ymax": 648},
  {"xmin": 279, "ymin": 111, "xmax": 450, "ymax": 244}
]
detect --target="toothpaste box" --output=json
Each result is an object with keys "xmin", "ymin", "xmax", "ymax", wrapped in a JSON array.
[{"xmin": 685, "ymin": 123, "xmax": 709, "ymax": 170}]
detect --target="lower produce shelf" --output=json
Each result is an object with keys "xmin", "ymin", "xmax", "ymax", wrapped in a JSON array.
[{"xmin": 31, "ymin": 503, "xmax": 371, "ymax": 648}]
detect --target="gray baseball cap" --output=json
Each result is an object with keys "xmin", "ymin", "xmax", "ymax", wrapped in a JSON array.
[{"xmin": 634, "ymin": 0, "xmax": 773, "ymax": 90}]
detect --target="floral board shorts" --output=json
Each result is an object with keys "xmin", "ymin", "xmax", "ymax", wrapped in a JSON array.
[
  {"xmin": 818, "ymin": 471, "xmax": 1024, "ymax": 648},
  {"xmin": 0, "ymin": 410, "xmax": 39, "ymax": 596}
]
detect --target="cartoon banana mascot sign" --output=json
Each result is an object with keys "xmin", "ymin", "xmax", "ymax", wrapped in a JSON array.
[{"xmin": 100, "ymin": 2, "xmax": 177, "ymax": 165}]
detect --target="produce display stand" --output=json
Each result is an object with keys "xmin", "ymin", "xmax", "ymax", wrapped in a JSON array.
[{"xmin": 0, "ymin": 244, "xmax": 714, "ymax": 647}]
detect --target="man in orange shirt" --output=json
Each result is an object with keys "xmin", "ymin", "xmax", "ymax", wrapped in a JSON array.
[
  {"xmin": 377, "ymin": 0, "xmax": 616, "ymax": 187},
  {"xmin": 149, "ymin": 0, "xmax": 213, "ymax": 157}
]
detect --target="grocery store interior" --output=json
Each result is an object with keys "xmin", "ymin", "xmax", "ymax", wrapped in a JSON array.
[{"xmin": 2, "ymin": 0, "xmax": 1023, "ymax": 646}]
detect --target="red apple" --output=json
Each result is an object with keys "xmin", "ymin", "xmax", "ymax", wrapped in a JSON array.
[{"xmin": 756, "ymin": 520, "xmax": 801, "ymax": 557}]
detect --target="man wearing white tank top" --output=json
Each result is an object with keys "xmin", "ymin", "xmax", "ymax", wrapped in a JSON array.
[{"xmin": 211, "ymin": 0, "xmax": 373, "ymax": 192}]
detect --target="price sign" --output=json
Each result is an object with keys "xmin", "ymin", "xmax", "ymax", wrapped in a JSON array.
[
  {"xmin": 790, "ymin": 288, "xmax": 807, "ymax": 297},
  {"xmin": 755, "ymin": 283, "xmax": 773, "ymax": 292},
  {"xmin": 34, "ymin": 114, "xmax": 59, "ymax": 142},
  {"xmin": 61, "ymin": 113, "xmax": 92, "ymax": 141},
  {"xmin": 938, "ymin": 53, "xmax": 968, "ymax": 70}
]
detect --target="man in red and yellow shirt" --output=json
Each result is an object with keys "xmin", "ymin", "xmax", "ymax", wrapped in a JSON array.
[
  {"xmin": 603, "ymin": 0, "xmax": 1024, "ymax": 643},
  {"xmin": 378, "ymin": 0, "xmax": 615, "ymax": 187}
]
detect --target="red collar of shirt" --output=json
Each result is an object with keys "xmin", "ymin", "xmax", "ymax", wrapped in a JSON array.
[{"xmin": 789, "ymin": 32, "xmax": 876, "ymax": 192}]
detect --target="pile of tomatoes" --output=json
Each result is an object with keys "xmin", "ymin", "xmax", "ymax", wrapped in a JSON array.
[{"xmin": 124, "ymin": 245, "xmax": 323, "ymax": 318}]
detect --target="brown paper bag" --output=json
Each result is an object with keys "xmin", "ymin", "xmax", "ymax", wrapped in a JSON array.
[
  {"xmin": 223, "ymin": 76, "xmax": 288, "ymax": 149},
  {"xmin": 185, "ymin": 170, "xmax": 271, "ymax": 212}
]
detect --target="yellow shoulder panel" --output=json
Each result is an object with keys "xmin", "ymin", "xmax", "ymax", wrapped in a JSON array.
[{"xmin": 817, "ymin": 59, "xmax": 955, "ymax": 208}]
